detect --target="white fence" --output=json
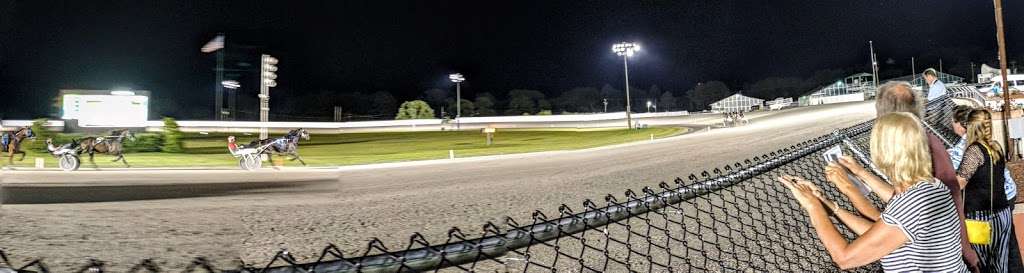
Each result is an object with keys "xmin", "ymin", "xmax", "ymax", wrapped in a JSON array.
[
  {"xmin": 803, "ymin": 93, "xmax": 866, "ymax": 106},
  {"xmin": 1, "ymin": 111, "xmax": 692, "ymax": 133}
]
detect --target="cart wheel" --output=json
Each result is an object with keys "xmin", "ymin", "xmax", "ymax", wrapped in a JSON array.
[
  {"xmin": 59, "ymin": 154, "xmax": 80, "ymax": 172},
  {"xmin": 249, "ymin": 155, "xmax": 263, "ymax": 170},
  {"xmin": 240, "ymin": 155, "xmax": 261, "ymax": 170}
]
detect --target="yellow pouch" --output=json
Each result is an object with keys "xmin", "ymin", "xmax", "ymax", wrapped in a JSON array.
[{"xmin": 965, "ymin": 219, "xmax": 992, "ymax": 245}]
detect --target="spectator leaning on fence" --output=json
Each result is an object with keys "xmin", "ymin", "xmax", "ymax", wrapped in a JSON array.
[
  {"xmin": 821, "ymin": 81, "xmax": 980, "ymax": 271},
  {"xmin": 778, "ymin": 112, "xmax": 966, "ymax": 272},
  {"xmin": 925, "ymin": 68, "xmax": 947, "ymax": 101},
  {"xmin": 956, "ymin": 109, "xmax": 1019, "ymax": 273}
]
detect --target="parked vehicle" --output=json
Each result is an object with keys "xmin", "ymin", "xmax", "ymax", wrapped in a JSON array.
[{"xmin": 979, "ymin": 74, "xmax": 1024, "ymax": 95}]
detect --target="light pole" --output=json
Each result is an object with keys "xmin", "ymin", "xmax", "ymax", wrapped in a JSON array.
[
  {"xmin": 603, "ymin": 98, "xmax": 608, "ymax": 113},
  {"xmin": 201, "ymin": 34, "xmax": 226, "ymax": 120},
  {"xmin": 259, "ymin": 54, "xmax": 278, "ymax": 139},
  {"xmin": 612, "ymin": 42, "xmax": 639, "ymax": 129},
  {"xmin": 646, "ymin": 100, "xmax": 652, "ymax": 112},
  {"xmin": 449, "ymin": 73, "xmax": 465, "ymax": 130},
  {"xmin": 869, "ymin": 41, "xmax": 879, "ymax": 88}
]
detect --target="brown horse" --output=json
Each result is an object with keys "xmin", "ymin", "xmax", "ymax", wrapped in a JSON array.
[
  {"xmin": 77, "ymin": 129, "xmax": 135, "ymax": 167},
  {"xmin": 2, "ymin": 126, "xmax": 35, "ymax": 165}
]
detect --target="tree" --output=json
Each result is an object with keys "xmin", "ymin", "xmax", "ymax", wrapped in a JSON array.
[
  {"xmin": 445, "ymin": 99, "xmax": 476, "ymax": 117},
  {"xmin": 161, "ymin": 117, "xmax": 183, "ymax": 153},
  {"xmin": 629, "ymin": 86, "xmax": 647, "ymax": 112},
  {"xmin": 658, "ymin": 91, "xmax": 676, "ymax": 111},
  {"xmin": 686, "ymin": 81, "xmax": 732, "ymax": 111},
  {"xmin": 538, "ymin": 99, "xmax": 552, "ymax": 111},
  {"xmin": 600, "ymin": 84, "xmax": 624, "ymax": 111},
  {"xmin": 803, "ymin": 69, "xmax": 846, "ymax": 91},
  {"xmin": 505, "ymin": 89, "xmax": 546, "ymax": 115},
  {"xmin": 506, "ymin": 95, "xmax": 535, "ymax": 115},
  {"xmin": 370, "ymin": 91, "xmax": 397, "ymax": 118},
  {"xmin": 648, "ymin": 85, "xmax": 663, "ymax": 105},
  {"xmin": 747, "ymin": 77, "xmax": 804, "ymax": 99},
  {"xmin": 337, "ymin": 91, "xmax": 372, "ymax": 117},
  {"xmin": 474, "ymin": 93, "xmax": 497, "ymax": 116},
  {"xmin": 395, "ymin": 100, "xmax": 436, "ymax": 119},
  {"xmin": 423, "ymin": 88, "xmax": 449, "ymax": 116},
  {"xmin": 556, "ymin": 87, "xmax": 601, "ymax": 113}
]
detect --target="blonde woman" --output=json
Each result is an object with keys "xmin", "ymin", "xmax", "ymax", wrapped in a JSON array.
[
  {"xmin": 956, "ymin": 109, "xmax": 1018, "ymax": 273},
  {"xmin": 779, "ymin": 112, "xmax": 966, "ymax": 272}
]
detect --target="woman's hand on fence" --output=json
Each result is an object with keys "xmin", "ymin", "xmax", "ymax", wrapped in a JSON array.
[
  {"xmin": 778, "ymin": 175, "xmax": 824, "ymax": 212},
  {"xmin": 825, "ymin": 164, "xmax": 857, "ymax": 194},
  {"xmin": 837, "ymin": 156, "xmax": 867, "ymax": 177}
]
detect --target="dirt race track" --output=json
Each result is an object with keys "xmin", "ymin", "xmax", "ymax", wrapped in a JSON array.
[{"xmin": 0, "ymin": 102, "xmax": 875, "ymax": 271}]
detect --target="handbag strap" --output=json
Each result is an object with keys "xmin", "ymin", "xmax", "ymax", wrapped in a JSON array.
[
  {"xmin": 984, "ymin": 144, "xmax": 994, "ymax": 213},
  {"xmin": 961, "ymin": 143, "xmax": 996, "ymax": 213}
]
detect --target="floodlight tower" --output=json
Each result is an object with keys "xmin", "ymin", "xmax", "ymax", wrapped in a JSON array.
[
  {"xmin": 612, "ymin": 42, "xmax": 639, "ymax": 129},
  {"xmin": 260, "ymin": 54, "xmax": 278, "ymax": 139},
  {"xmin": 449, "ymin": 73, "xmax": 465, "ymax": 129}
]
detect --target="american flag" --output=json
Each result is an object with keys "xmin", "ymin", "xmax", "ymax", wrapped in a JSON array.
[{"xmin": 200, "ymin": 34, "xmax": 224, "ymax": 53}]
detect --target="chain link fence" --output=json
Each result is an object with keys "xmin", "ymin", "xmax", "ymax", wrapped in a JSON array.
[{"xmin": 1, "ymin": 95, "xmax": 958, "ymax": 273}]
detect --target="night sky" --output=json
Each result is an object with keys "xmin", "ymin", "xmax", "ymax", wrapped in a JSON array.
[{"xmin": 1, "ymin": 1, "xmax": 1022, "ymax": 119}]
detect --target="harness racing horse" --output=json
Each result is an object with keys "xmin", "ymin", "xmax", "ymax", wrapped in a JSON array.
[
  {"xmin": 248, "ymin": 128, "xmax": 310, "ymax": 166},
  {"xmin": 2, "ymin": 126, "xmax": 35, "ymax": 165},
  {"xmin": 77, "ymin": 129, "xmax": 136, "ymax": 167}
]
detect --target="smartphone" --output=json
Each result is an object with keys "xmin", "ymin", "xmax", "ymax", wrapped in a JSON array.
[{"xmin": 822, "ymin": 145, "xmax": 873, "ymax": 196}]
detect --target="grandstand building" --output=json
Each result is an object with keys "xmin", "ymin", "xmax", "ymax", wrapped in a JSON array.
[
  {"xmin": 709, "ymin": 93, "xmax": 764, "ymax": 113},
  {"xmin": 885, "ymin": 71, "xmax": 964, "ymax": 87},
  {"xmin": 798, "ymin": 73, "xmax": 873, "ymax": 106}
]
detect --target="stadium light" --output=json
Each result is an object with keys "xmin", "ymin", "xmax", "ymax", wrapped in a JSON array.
[
  {"xmin": 449, "ymin": 73, "xmax": 465, "ymax": 130},
  {"xmin": 612, "ymin": 42, "xmax": 639, "ymax": 129},
  {"xmin": 221, "ymin": 80, "xmax": 241, "ymax": 89},
  {"xmin": 110, "ymin": 90, "xmax": 136, "ymax": 96},
  {"xmin": 259, "ymin": 54, "xmax": 278, "ymax": 139}
]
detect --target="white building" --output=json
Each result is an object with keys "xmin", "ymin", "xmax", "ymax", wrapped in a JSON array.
[
  {"xmin": 710, "ymin": 93, "xmax": 764, "ymax": 113},
  {"xmin": 799, "ymin": 73, "xmax": 873, "ymax": 106}
]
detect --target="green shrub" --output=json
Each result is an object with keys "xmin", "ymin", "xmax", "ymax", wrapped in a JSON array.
[
  {"xmin": 124, "ymin": 133, "xmax": 164, "ymax": 153},
  {"xmin": 161, "ymin": 117, "xmax": 184, "ymax": 153},
  {"xmin": 27, "ymin": 118, "xmax": 55, "ymax": 152},
  {"xmin": 395, "ymin": 100, "xmax": 436, "ymax": 119}
]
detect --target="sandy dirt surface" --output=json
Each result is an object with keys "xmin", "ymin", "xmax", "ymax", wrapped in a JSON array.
[{"xmin": 0, "ymin": 102, "xmax": 875, "ymax": 271}]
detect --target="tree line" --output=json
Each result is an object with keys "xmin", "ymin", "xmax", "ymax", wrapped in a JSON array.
[{"xmin": 273, "ymin": 68, "xmax": 864, "ymax": 120}]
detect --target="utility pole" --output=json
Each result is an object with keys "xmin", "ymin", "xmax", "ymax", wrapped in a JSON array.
[
  {"xmin": 995, "ymin": 0, "xmax": 1014, "ymax": 160},
  {"xmin": 971, "ymin": 62, "xmax": 977, "ymax": 83},
  {"xmin": 869, "ymin": 41, "xmax": 879, "ymax": 88}
]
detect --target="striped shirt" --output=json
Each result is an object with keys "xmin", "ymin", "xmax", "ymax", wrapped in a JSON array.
[{"xmin": 880, "ymin": 180, "xmax": 969, "ymax": 273}]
